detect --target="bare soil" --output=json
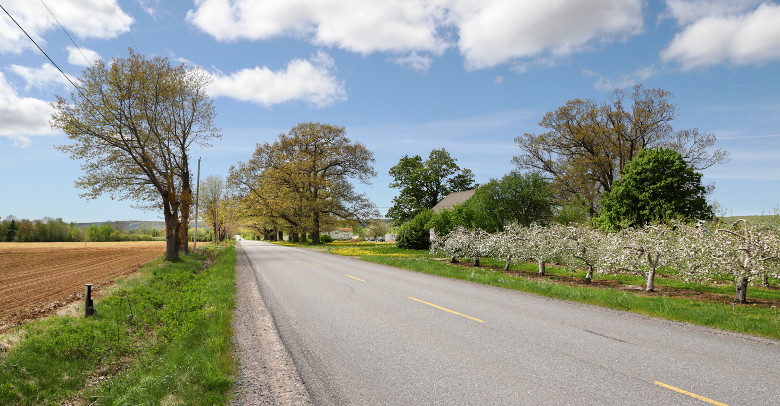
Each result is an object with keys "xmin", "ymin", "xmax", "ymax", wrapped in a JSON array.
[{"xmin": 0, "ymin": 241, "xmax": 165, "ymax": 333}]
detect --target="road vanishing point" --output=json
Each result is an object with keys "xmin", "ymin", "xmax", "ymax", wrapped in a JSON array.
[{"xmin": 238, "ymin": 241, "xmax": 779, "ymax": 405}]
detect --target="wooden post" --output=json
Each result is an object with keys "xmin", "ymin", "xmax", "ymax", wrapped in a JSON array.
[{"xmin": 85, "ymin": 284, "xmax": 95, "ymax": 317}]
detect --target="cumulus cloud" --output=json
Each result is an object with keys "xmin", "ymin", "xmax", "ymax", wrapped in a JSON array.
[
  {"xmin": 450, "ymin": 0, "xmax": 644, "ymax": 70},
  {"xmin": 0, "ymin": 0, "xmax": 132, "ymax": 54},
  {"xmin": 186, "ymin": 0, "xmax": 644, "ymax": 70},
  {"xmin": 66, "ymin": 46, "xmax": 102, "ymax": 67},
  {"xmin": 663, "ymin": 0, "xmax": 762, "ymax": 24},
  {"xmin": 186, "ymin": 0, "xmax": 447, "ymax": 54},
  {"xmin": 0, "ymin": 73, "xmax": 56, "ymax": 147},
  {"xmin": 7, "ymin": 63, "xmax": 74, "ymax": 91},
  {"xmin": 661, "ymin": 2, "xmax": 780, "ymax": 69},
  {"xmin": 206, "ymin": 51, "xmax": 347, "ymax": 107}
]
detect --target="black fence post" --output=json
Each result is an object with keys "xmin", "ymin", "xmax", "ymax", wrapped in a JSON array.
[{"xmin": 85, "ymin": 284, "xmax": 95, "ymax": 317}]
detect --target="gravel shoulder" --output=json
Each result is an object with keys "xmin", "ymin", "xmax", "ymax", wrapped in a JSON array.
[{"xmin": 230, "ymin": 243, "xmax": 312, "ymax": 405}]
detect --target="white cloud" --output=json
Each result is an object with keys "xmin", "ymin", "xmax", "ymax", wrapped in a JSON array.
[
  {"xmin": 391, "ymin": 52, "xmax": 433, "ymax": 71},
  {"xmin": 664, "ymin": 0, "xmax": 762, "ymax": 25},
  {"xmin": 450, "ymin": 0, "xmax": 644, "ymax": 70},
  {"xmin": 0, "ymin": 0, "xmax": 132, "ymax": 54},
  {"xmin": 7, "ymin": 63, "xmax": 74, "ymax": 91},
  {"xmin": 206, "ymin": 51, "xmax": 347, "ymax": 108},
  {"xmin": 66, "ymin": 46, "xmax": 102, "ymax": 67},
  {"xmin": 0, "ymin": 73, "xmax": 56, "ymax": 147},
  {"xmin": 186, "ymin": 0, "xmax": 644, "ymax": 70},
  {"xmin": 589, "ymin": 65, "xmax": 658, "ymax": 91},
  {"xmin": 661, "ymin": 2, "xmax": 780, "ymax": 69},
  {"xmin": 186, "ymin": 0, "xmax": 448, "ymax": 54}
]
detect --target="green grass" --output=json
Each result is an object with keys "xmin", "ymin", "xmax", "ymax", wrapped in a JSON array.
[
  {"xmin": 291, "ymin": 241, "xmax": 780, "ymax": 340},
  {"xmin": 0, "ymin": 244, "xmax": 236, "ymax": 405}
]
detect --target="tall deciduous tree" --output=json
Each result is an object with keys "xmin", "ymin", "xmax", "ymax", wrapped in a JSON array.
[
  {"xmin": 199, "ymin": 175, "xmax": 228, "ymax": 242},
  {"xmin": 596, "ymin": 148, "xmax": 713, "ymax": 230},
  {"xmin": 229, "ymin": 122, "xmax": 377, "ymax": 243},
  {"xmin": 513, "ymin": 85, "xmax": 727, "ymax": 213},
  {"xmin": 52, "ymin": 50, "xmax": 220, "ymax": 261},
  {"xmin": 387, "ymin": 148, "xmax": 475, "ymax": 224}
]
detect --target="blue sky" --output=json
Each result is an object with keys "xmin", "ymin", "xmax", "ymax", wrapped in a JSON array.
[{"xmin": 1, "ymin": 0, "xmax": 779, "ymax": 222}]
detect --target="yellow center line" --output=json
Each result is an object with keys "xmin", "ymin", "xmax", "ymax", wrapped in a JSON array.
[
  {"xmin": 312, "ymin": 263, "xmax": 322, "ymax": 267},
  {"xmin": 407, "ymin": 297, "xmax": 485, "ymax": 323},
  {"xmin": 654, "ymin": 381, "xmax": 729, "ymax": 406},
  {"xmin": 344, "ymin": 274, "xmax": 365, "ymax": 282}
]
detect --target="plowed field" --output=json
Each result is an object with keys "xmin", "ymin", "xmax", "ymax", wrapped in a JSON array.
[{"xmin": 0, "ymin": 241, "xmax": 165, "ymax": 332}]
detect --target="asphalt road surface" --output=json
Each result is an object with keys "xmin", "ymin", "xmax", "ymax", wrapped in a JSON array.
[{"xmin": 240, "ymin": 241, "xmax": 780, "ymax": 405}]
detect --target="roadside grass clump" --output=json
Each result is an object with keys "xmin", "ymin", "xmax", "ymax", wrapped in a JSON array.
[
  {"xmin": 318, "ymin": 242, "xmax": 780, "ymax": 340},
  {"xmin": 0, "ymin": 244, "xmax": 236, "ymax": 405}
]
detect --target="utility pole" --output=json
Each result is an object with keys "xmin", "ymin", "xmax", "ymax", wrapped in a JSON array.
[{"xmin": 194, "ymin": 157, "xmax": 201, "ymax": 249}]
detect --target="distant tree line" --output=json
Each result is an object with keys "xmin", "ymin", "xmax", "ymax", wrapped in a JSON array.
[{"xmin": 0, "ymin": 217, "xmax": 164, "ymax": 242}]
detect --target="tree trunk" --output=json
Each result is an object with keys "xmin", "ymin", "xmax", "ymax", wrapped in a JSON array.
[
  {"xmin": 585, "ymin": 266, "xmax": 594, "ymax": 283},
  {"xmin": 178, "ymin": 188, "xmax": 191, "ymax": 254},
  {"xmin": 289, "ymin": 232, "xmax": 298, "ymax": 242},
  {"xmin": 736, "ymin": 275, "xmax": 749, "ymax": 304},
  {"xmin": 300, "ymin": 233, "xmax": 307, "ymax": 242},
  {"xmin": 504, "ymin": 255, "xmax": 512, "ymax": 271},
  {"xmin": 645, "ymin": 268, "xmax": 656, "ymax": 292},
  {"xmin": 473, "ymin": 256, "xmax": 480, "ymax": 267},
  {"xmin": 277, "ymin": 231, "xmax": 284, "ymax": 241},
  {"xmin": 450, "ymin": 256, "xmax": 458, "ymax": 263},
  {"xmin": 163, "ymin": 200, "xmax": 180, "ymax": 262},
  {"xmin": 311, "ymin": 212, "xmax": 321, "ymax": 243},
  {"xmin": 538, "ymin": 258, "xmax": 546, "ymax": 276},
  {"xmin": 762, "ymin": 273, "xmax": 769, "ymax": 287}
]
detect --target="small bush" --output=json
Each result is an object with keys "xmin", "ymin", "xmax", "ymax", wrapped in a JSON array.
[{"xmin": 319, "ymin": 234, "xmax": 334, "ymax": 243}]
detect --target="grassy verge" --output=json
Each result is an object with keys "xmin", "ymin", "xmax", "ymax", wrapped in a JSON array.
[
  {"xmin": 282, "ymin": 241, "xmax": 780, "ymax": 340},
  {"xmin": 0, "ymin": 244, "xmax": 236, "ymax": 405}
]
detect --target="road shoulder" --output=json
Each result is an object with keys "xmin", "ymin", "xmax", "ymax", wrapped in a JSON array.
[{"xmin": 231, "ymin": 242, "xmax": 312, "ymax": 405}]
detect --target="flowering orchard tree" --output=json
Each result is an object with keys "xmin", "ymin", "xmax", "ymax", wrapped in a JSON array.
[
  {"xmin": 603, "ymin": 225, "xmax": 673, "ymax": 292},
  {"xmin": 713, "ymin": 220, "xmax": 780, "ymax": 303},
  {"xmin": 562, "ymin": 226, "xmax": 610, "ymax": 283},
  {"xmin": 674, "ymin": 221, "xmax": 780, "ymax": 303},
  {"xmin": 431, "ymin": 226, "xmax": 493, "ymax": 266},
  {"xmin": 495, "ymin": 224, "xmax": 528, "ymax": 270},
  {"xmin": 522, "ymin": 224, "xmax": 571, "ymax": 275}
]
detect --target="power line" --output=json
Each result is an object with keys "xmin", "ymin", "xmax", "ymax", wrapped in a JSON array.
[
  {"xmin": 0, "ymin": 3, "xmax": 111, "ymax": 125},
  {"xmin": 39, "ymin": 0, "xmax": 94, "ymax": 66},
  {"xmin": 0, "ymin": 3, "xmax": 83, "ymax": 93},
  {"xmin": 110, "ymin": 0, "xmax": 139, "ymax": 52}
]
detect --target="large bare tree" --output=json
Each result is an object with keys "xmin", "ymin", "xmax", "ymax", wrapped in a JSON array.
[
  {"xmin": 52, "ymin": 50, "xmax": 220, "ymax": 261},
  {"xmin": 513, "ymin": 85, "xmax": 727, "ymax": 214}
]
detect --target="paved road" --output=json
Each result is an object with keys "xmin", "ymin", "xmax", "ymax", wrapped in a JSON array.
[{"xmin": 240, "ymin": 241, "xmax": 780, "ymax": 405}]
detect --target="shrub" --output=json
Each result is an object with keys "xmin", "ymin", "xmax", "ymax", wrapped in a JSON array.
[
  {"xmin": 396, "ymin": 210, "xmax": 434, "ymax": 250},
  {"xmin": 319, "ymin": 234, "xmax": 334, "ymax": 243}
]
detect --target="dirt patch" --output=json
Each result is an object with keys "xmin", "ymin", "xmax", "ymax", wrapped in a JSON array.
[
  {"xmin": 0, "ymin": 241, "xmax": 165, "ymax": 333},
  {"xmin": 440, "ymin": 259, "xmax": 780, "ymax": 309}
]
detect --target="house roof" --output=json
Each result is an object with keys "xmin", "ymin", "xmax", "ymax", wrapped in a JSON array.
[{"xmin": 432, "ymin": 189, "xmax": 476, "ymax": 213}]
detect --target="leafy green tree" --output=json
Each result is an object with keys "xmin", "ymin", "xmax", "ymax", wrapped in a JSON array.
[
  {"xmin": 229, "ymin": 122, "xmax": 377, "ymax": 243},
  {"xmin": 5, "ymin": 219, "xmax": 17, "ymax": 242},
  {"xmin": 596, "ymin": 148, "xmax": 713, "ymax": 230},
  {"xmin": 52, "ymin": 50, "xmax": 219, "ymax": 261},
  {"xmin": 470, "ymin": 171, "xmax": 554, "ymax": 228},
  {"xmin": 387, "ymin": 148, "xmax": 474, "ymax": 225},
  {"xmin": 396, "ymin": 210, "xmax": 434, "ymax": 249}
]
